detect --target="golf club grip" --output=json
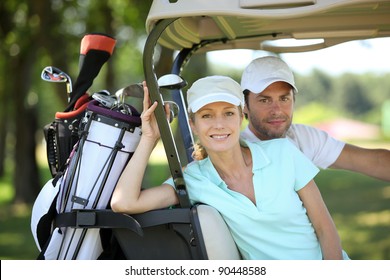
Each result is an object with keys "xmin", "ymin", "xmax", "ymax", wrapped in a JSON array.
[{"xmin": 65, "ymin": 33, "xmax": 116, "ymax": 112}]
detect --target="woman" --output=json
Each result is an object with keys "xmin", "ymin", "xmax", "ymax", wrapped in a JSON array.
[{"xmin": 111, "ymin": 75, "xmax": 344, "ymax": 260}]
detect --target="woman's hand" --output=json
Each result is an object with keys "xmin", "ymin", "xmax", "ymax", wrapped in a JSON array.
[
  {"xmin": 111, "ymin": 81, "xmax": 179, "ymax": 214},
  {"xmin": 140, "ymin": 81, "xmax": 160, "ymax": 142},
  {"xmin": 140, "ymin": 81, "xmax": 170, "ymax": 143}
]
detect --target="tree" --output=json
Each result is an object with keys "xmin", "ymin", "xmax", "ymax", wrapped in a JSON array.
[
  {"xmin": 0, "ymin": 0, "xmax": 13, "ymax": 177},
  {"xmin": 0, "ymin": 0, "xmax": 155, "ymax": 203},
  {"xmin": 295, "ymin": 69, "xmax": 333, "ymax": 108},
  {"xmin": 339, "ymin": 74, "xmax": 374, "ymax": 116},
  {"xmin": 1, "ymin": 1, "xmax": 43, "ymax": 202}
]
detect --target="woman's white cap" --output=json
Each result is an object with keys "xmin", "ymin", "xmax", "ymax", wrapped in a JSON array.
[
  {"xmin": 241, "ymin": 56, "xmax": 298, "ymax": 94},
  {"xmin": 187, "ymin": 75, "xmax": 244, "ymax": 113}
]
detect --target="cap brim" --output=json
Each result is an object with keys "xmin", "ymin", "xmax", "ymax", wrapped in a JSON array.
[
  {"xmin": 189, "ymin": 93, "xmax": 242, "ymax": 112},
  {"xmin": 246, "ymin": 77, "xmax": 298, "ymax": 94}
]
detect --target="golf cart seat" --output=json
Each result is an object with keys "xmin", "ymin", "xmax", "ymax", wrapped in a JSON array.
[
  {"xmin": 112, "ymin": 204, "xmax": 241, "ymax": 260},
  {"xmin": 53, "ymin": 204, "xmax": 241, "ymax": 259},
  {"xmin": 195, "ymin": 204, "xmax": 241, "ymax": 259}
]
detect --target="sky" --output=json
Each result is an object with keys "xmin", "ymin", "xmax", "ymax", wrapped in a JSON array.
[{"xmin": 207, "ymin": 37, "xmax": 390, "ymax": 75}]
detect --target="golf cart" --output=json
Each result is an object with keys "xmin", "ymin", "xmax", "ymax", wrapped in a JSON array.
[
  {"xmin": 138, "ymin": 0, "xmax": 390, "ymax": 259},
  {"xmin": 32, "ymin": 0, "xmax": 390, "ymax": 260}
]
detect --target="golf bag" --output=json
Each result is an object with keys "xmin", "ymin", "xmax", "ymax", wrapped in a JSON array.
[
  {"xmin": 32, "ymin": 32, "xmax": 141, "ymax": 259},
  {"xmin": 32, "ymin": 101, "xmax": 142, "ymax": 259}
]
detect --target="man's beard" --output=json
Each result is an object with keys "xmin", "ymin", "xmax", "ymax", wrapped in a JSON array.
[{"xmin": 250, "ymin": 115, "xmax": 292, "ymax": 140}]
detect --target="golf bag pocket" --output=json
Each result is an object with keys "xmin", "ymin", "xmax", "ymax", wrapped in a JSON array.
[
  {"xmin": 44, "ymin": 94, "xmax": 91, "ymax": 177},
  {"xmin": 39, "ymin": 101, "xmax": 142, "ymax": 259}
]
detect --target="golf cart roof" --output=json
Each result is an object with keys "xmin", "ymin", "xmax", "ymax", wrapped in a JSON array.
[{"xmin": 146, "ymin": 0, "xmax": 390, "ymax": 53}]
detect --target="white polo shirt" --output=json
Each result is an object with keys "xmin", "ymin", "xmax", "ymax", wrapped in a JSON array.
[{"xmin": 241, "ymin": 124, "xmax": 345, "ymax": 169}]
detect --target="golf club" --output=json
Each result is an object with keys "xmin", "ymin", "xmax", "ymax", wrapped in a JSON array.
[
  {"xmin": 115, "ymin": 84, "xmax": 143, "ymax": 114},
  {"xmin": 92, "ymin": 91, "xmax": 116, "ymax": 108},
  {"xmin": 65, "ymin": 33, "xmax": 116, "ymax": 112},
  {"xmin": 41, "ymin": 66, "xmax": 73, "ymax": 101}
]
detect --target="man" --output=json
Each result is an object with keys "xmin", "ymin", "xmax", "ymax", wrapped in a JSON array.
[{"xmin": 240, "ymin": 56, "xmax": 390, "ymax": 182}]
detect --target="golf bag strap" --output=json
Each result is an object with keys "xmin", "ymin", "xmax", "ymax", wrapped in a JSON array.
[
  {"xmin": 54, "ymin": 210, "xmax": 143, "ymax": 236},
  {"xmin": 130, "ymin": 208, "xmax": 191, "ymax": 228}
]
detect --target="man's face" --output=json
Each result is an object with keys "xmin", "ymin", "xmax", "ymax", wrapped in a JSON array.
[{"xmin": 244, "ymin": 81, "xmax": 294, "ymax": 140}]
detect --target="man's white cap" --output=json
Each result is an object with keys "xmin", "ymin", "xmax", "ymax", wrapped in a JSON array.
[
  {"xmin": 187, "ymin": 75, "xmax": 244, "ymax": 113},
  {"xmin": 241, "ymin": 56, "xmax": 298, "ymax": 94}
]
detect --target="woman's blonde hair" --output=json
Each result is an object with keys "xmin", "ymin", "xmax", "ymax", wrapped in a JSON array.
[
  {"xmin": 188, "ymin": 111, "xmax": 208, "ymax": 160},
  {"xmin": 192, "ymin": 141, "xmax": 208, "ymax": 161}
]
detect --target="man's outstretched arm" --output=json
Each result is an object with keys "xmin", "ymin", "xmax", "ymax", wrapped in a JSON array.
[{"xmin": 331, "ymin": 143, "xmax": 390, "ymax": 182}]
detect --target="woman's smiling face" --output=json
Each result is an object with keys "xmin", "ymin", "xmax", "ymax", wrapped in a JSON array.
[{"xmin": 190, "ymin": 101, "xmax": 243, "ymax": 154}]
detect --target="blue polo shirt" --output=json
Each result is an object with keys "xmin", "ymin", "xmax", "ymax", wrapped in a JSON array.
[{"xmin": 165, "ymin": 138, "xmax": 321, "ymax": 259}]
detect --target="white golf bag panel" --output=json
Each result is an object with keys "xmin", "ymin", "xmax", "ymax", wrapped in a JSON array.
[
  {"xmin": 44, "ymin": 227, "xmax": 103, "ymax": 260},
  {"xmin": 44, "ymin": 101, "xmax": 141, "ymax": 260},
  {"xmin": 58, "ymin": 109, "xmax": 141, "ymax": 212},
  {"xmin": 31, "ymin": 177, "xmax": 62, "ymax": 251}
]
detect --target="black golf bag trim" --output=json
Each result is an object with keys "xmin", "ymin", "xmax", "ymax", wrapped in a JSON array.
[
  {"xmin": 43, "ymin": 94, "xmax": 91, "ymax": 177},
  {"xmin": 55, "ymin": 210, "xmax": 143, "ymax": 235},
  {"xmin": 34, "ymin": 181, "xmax": 60, "ymax": 250}
]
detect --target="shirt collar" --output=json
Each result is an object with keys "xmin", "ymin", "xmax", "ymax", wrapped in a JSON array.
[{"xmin": 197, "ymin": 138, "xmax": 271, "ymax": 187}]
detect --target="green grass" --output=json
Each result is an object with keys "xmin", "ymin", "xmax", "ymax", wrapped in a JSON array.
[
  {"xmin": 315, "ymin": 169, "xmax": 390, "ymax": 260},
  {"xmin": 0, "ymin": 162, "xmax": 171, "ymax": 260},
  {"xmin": 0, "ymin": 162, "xmax": 389, "ymax": 260},
  {"xmin": 0, "ymin": 165, "xmax": 51, "ymax": 260},
  {"xmin": 0, "ymin": 203, "xmax": 39, "ymax": 260}
]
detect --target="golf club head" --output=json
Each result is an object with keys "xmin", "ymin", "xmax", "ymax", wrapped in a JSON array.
[
  {"xmin": 115, "ymin": 79, "xmax": 182, "ymax": 118},
  {"xmin": 157, "ymin": 74, "xmax": 187, "ymax": 90},
  {"xmin": 92, "ymin": 91, "xmax": 116, "ymax": 108},
  {"xmin": 41, "ymin": 66, "xmax": 73, "ymax": 96},
  {"xmin": 115, "ymin": 84, "xmax": 143, "ymax": 114},
  {"xmin": 41, "ymin": 66, "xmax": 69, "ymax": 83}
]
